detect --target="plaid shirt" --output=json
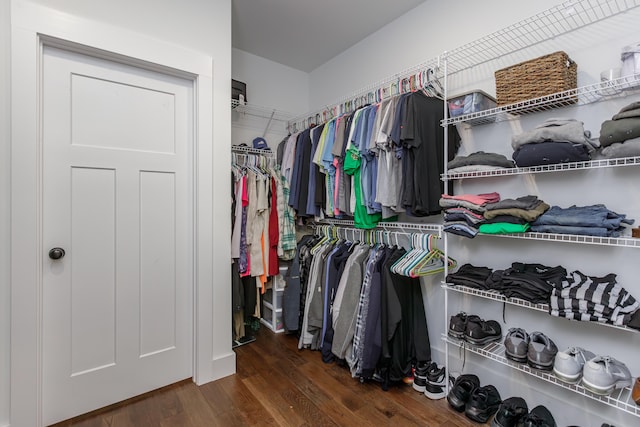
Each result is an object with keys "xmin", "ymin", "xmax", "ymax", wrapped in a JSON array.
[
  {"xmin": 351, "ymin": 246, "xmax": 383, "ymax": 377},
  {"xmin": 279, "ymin": 172, "xmax": 297, "ymax": 260}
]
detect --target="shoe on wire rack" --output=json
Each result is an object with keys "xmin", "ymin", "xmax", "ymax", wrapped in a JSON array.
[
  {"xmin": 447, "ymin": 373, "xmax": 480, "ymax": 412},
  {"xmin": 464, "ymin": 315, "xmax": 502, "ymax": 345},
  {"xmin": 553, "ymin": 346, "xmax": 595, "ymax": 384},
  {"xmin": 490, "ymin": 396, "xmax": 528, "ymax": 427},
  {"xmin": 526, "ymin": 331, "xmax": 557, "ymax": 371},
  {"xmin": 464, "ymin": 384, "xmax": 502, "ymax": 423},
  {"xmin": 582, "ymin": 355, "xmax": 632, "ymax": 395},
  {"xmin": 504, "ymin": 328, "xmax": 529, "ymax": 363},
  {"xmin": 448, "ymin": 312, "xmax": 471, "ymax": 339},
  {"xmin": 518, "ymin": 405, "xmax": 557, "ymax": 427}
]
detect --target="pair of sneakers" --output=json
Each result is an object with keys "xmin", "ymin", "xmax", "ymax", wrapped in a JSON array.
[
  {"xmin": 412, "ymin": 361, "xmax": 447, "ymax": 399},
  {"xmin": 491, "ymin": 398, "xmax": 556, "ymax": 427},
  {"xmin": 504, "ymin": 328, "xmax": 558, "ymax": 371},
  {"xmin": 554, "ymin": 347, "xmax": 633, "ymax": 395},
  {"xmin": 449, "ymin": 312, "xmax": 502, "ymax": 346},
  {"xmin": 447, "ymin": 373, "xmax": 502, "ymax": 423}
]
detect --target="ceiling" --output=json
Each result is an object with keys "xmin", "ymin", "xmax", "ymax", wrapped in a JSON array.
[{"xmin": 232, "ymin": 0, "xmax": 427, "ymax": 73}]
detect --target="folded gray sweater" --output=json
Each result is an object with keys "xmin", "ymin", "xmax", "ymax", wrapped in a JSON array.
[{"xmin": 512, "ymin": 118, "xmax": 599, "ymax": 152}]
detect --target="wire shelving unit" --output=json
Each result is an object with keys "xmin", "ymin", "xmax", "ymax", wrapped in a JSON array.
[{"xmin": 443, "ymin": 336, "xmax": 640, "ymax": 418}]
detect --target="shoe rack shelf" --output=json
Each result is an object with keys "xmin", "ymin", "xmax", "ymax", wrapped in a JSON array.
[
  {"xmin": 443, "ymin": 284, "xmax": 636, "ymax": 333},
  {"xmin": 440, "ymin": 0, "xmax": 640, "ymax": 422},
  {"xmin": 442, "ymin": 156, "xmax": 640, "ymax": 181},
  {"xmin": 443, "ymin": 336, "xmax": 640, "ymax": 418}
]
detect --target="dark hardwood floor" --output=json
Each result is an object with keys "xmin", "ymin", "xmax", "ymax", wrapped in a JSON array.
[{"xmin": 53, "ymin": 328, "xmax": 479, "ymax": 426}]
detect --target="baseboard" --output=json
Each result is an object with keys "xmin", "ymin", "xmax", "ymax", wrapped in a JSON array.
[{"xmin": 196, "ymin": 351, "xmax": 236, "ymax": 386}]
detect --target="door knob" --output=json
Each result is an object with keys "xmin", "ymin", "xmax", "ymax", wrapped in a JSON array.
[{"xmin": 49, "ymin": 247, "xmax": 66, "ymax": 260}]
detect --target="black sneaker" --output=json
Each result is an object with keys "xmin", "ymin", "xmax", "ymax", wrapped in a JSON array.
[
  {"xmin": 424, "ymin": 363, "xmax": 446, "ymax": 400},
  {"xmin": 465, "ymin": 384, "xmax": 502, "ymax": 423},
  {"xmin": 449, "ymin": 312, "xmax": 471, "ymax": 339},
  {"xmin": 447, "ymin": 374, "xmax": 480, "ymax": 412},
  {"xmin": 412, "ymin": 361, "xmax": 431, "ymax": 393},
  {"xmin": 490, "ymin": 396, "xmax": 528, "ymax": 427},
  {"xmin": 518, "ymin": 405, "xmax": 556, "ymax": 427},
  {"xmin": 465, "ymin": 316, "xmax": 502, "ymax": 345}
]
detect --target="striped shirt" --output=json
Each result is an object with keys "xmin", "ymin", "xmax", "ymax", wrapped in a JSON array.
[{"xmin": 549, "ymin": 270, "xmax": 639, "ymax": 326}]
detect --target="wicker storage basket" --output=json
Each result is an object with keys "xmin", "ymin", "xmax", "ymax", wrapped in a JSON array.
[{"xmin": 494, "ymin": 51, "xmax": 577, "ymax": 106}]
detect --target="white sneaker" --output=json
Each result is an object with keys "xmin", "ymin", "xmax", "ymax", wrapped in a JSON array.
[
  {"xmin": 553, "ymin": 347, "xmax": 595, "ymax": 384},
  {"xmin": 582, "ymin": 355, "xmax": 632, "ymax": 395}
]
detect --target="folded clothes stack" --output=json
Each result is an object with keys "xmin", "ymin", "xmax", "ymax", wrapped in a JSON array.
[
  {"xmin": 447, "ymin": 262, "xmax": 566, "ymax": 305},
  {"xmin": 511, "ymin": 118, "xmax": 599, "ymax": 167},
  {"xmin": 447, "ymin": 151, "xmax": 515, "ymax": 174},
  {"xmin": 479, "ymin": 195, "xmax": 550, "ymax": 234},
  {"xmin": 550, "ymin": 270, "xmax": 640, "ymax": 326},
  {"xmin": 530, "ymin": 204, "xmax": 634, "ymax": 237},
  {"xmin": 598, "ymin": 101, "xmax": 640, "ymax": 159},
  {"xmin": 446, "ymin": 263, "xmax": 640, "ymax": 328},
  {"xmin": 439, "ymin": 192, "xmax": 500, "ymax": 238}
]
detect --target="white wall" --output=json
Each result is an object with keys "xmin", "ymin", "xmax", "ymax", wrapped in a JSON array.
[
  {"xmin": 232, "ymin": 48, "xmax": 308, "ymax": 113},
  {"xmin": 309, "ymin": 0, "xmax": 562, "ymax": 110},
  {"xmin": 306, "ymin": 1, "xmax": 640, "ymax": 426},
  {"xmin": 5, "ymin": 0, "xmax": 233, "ymax": 424},
  {"xmin": 1, "ymin": 0, "xmax": 11, "ymax": 425},
  {"xmin": 231, "ymin": 48, "xmax": 308, "ymax": 150}
]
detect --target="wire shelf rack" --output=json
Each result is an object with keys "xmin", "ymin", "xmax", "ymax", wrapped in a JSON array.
[
  {"xmin": 442, "ymin": 74, "xmax": 640, "ymax": 127},
  {"xmin": 443, "ymin": 336, "xmax": 640, "ymax": 417},
  {"xmin": 444, "ymin": 0, "xmax": 640, "ymax": 75},
  {"xmin": 481, "ymin": 232, "xmax": 640, "ymax": 248},
  {"xmin": 231, "ymin": 99, "xmax": 295, "ymax": 122},
  {"xmin": 313, "ymin": 219, "xmax": 443, "ymax": 236},
  {"xmin": 443, "ymin": 284, "xmax": 635, "ymax": 333},
  {"xmin": 442, "ymin": 156, "xmax": 640, "ymax": 180},
  {"xmin": 231, "ymin": 144, "xmax": 275, "ymax": 156}
]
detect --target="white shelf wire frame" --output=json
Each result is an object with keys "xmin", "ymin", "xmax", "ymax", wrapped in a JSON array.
[
  {"xmin": 442, "ymin": 74, "xmax": 640, "ymax": 127},
  {"xmin": 231, "ymin": 99, "xmax": 296, "ymax": 122},
  {"xmin": 481, "ymin": 231, "xmax": 640, "ymax": 248},
  {"xmin": 443, "ymin": 283, "xmax": 635, "ymax": 333},
  {"xmin": 314, "ymin": 218, "xmax": 443, "ymax": 236},
  {"xmin": 442, "ymin": 156, "xmax": 640, "ymax": 180},
  {"xmin": 444, "ymin": 0, "xmax": 640, "ymax": 76},
  {"xmin": 231, "ymin": 144, "xmax": 276, "ymax": 157},
  {"xmin": 443, "ymin": 336, "xmax": 640, "ymax": 418}
]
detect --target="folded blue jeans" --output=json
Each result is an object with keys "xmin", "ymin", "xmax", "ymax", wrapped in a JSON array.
[{"xmin": 532, "ymin": 204, "xmax": 633, "ymax": 229}]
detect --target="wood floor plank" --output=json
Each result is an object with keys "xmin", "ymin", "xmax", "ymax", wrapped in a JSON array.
[
  {"xmin": 241, "ymin": 373, "xmax": 308, "ymax": 427},
  {"xmin": 53, "ymin": 328, "xmax": 482, "ymax": 426}
]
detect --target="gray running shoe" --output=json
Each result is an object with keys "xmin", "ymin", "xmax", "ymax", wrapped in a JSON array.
[
  {"xmin": 527, "ymin": 331, "xmax": 557, "ymax": 371},
  {"xmin": 504, "ymin": 328, "xmax": 529, "ymax": 363},
  {"xmin": 582, "ymin": 355, "xmax": 632, "ymax": 395},
  {"xmin": 553, "ymin": 347, "xmax": 595, "ymax": 384}
]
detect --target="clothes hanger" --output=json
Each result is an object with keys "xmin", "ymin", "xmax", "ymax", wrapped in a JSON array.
[
  {"xmin": 410, "ymin": 234, "xmax": 457, "ymax": 277},
  {"xmin": 390, "ymin": 233, "xmax": 421, "ymax": 274}
]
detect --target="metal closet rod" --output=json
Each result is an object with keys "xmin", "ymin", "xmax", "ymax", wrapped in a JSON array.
[
  {"xmin": 287, "ymin": 56, "xmax": 442, "ymax": 133},
  {"xmin": 311, "ymin": 219, "xmax": 442, "ymax": 237},
  {"xmin": 231, "ymin": 145, "xmax": 275, "ymax": 156}
]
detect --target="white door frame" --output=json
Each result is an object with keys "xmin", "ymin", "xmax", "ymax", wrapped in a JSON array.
[{"xmin": 10, "ymin": 3, "xmax": 235, "ymax": 426}]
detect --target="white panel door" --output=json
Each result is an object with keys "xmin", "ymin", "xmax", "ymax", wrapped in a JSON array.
[{"xmin": 42, "ymin": 46, "xmax": 193, "ymax": 426}]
